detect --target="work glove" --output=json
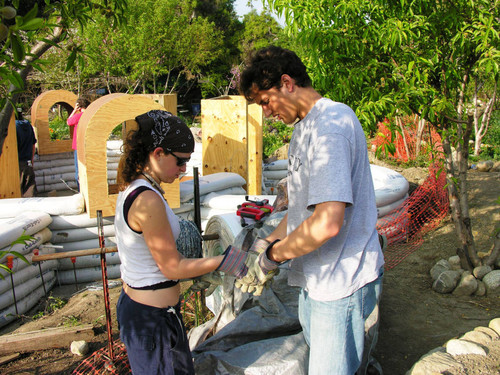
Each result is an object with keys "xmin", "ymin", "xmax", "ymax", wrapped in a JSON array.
[
  {"xmin": 188, "ymin": 271, "xmax": 223, "ymax": 297},
  {"xmin": 216, "ymin": 245, "xmax": 249, "ymax": 278},
  {"xmin": 235, "ymin": 238, "xmax": 281, "ymax": 296}
]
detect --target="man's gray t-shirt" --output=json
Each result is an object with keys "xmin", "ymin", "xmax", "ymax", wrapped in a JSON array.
[{"xmin": 287, "ymin": 98, "xmax": 384, "ymax": 301}]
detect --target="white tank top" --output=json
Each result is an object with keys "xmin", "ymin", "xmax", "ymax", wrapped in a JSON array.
[{"xmin": 115, "ymin": 179, "xmax": 180, "ymax": 288}]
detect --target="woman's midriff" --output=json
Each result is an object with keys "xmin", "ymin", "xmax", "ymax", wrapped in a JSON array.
[{"xmin": 123, "ymin": 282, "xmax": 181, "ymax": 308}]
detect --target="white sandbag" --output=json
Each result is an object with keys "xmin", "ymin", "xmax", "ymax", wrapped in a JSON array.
[
  {"xmin": 37, "ymin": 180, "xmax": 79, "ymax": 193},
  {"xmin": 0, "ymin": 270, "xmax": 55, "ymax": 311},
  {"xmin": 0, "ymin": 212, "xmax": 52, "ymax": 249},
  {"xmin": 0, "ymin": 275, "xmax": 57, "ymax": 328},
  {"xmin": 36, "ymin": 171, "xmax": 77, "ymax": 185},
  {"xmin": 51, "ymin": 224, "xmax": 115, "ymax": 244},
  {"xmin": 34, "ymin": 158, "xmax": 74, "ymax": 171},
  {"xmin": 180, "ymin": 173, "xmax": 246, "ymax": 203},
  {"xmin": 56, "ymin": 263, "xmax": 121, "ymax": 285},
  {"xmin": 58, "ymin": 251, "xmax": 121, "ymax": 270},
  {"xmin": 55, "ymin": 237, "xmax": 117, "ymax": 252},
  {"xmin": 37, "ymin": 151, "xmax": 73, "ymax": 162},
  {"xmin": 371, "ymin": 164, "xmax": 409, "ymax": 207},
  {"xmin": 262, "ymin": 169, "xmax": 288, "ymax": 180},
  {"xmin": 0, "ymin": 227, "xmax": 52, "ymax": 264},
  {"xmin": 0, "ymin": 259, "xmax": 58, "ymax": 295},
  {"xmin": 263, "ymin": 159, "xmax": 288, "ymax": 171},
  {"xmin": 49, "ymin": 214, "xmax": 114, "ymax": 230},
  {"xmin": 0, "ymin": 246, "xmax": 55, "ymax": 278},
  {"xmin": 36, "ymin": 164, "xmax": 75, "ymax": 175},
  {"xmin": 377, "ymin": 195, "xmax": 408, "ymax": 218},
  {"xmin": 0, "ymin": 194, "xmax": 85, "ymax": 218},
  {"xmin": 107, "ymin": 140, "xmax": 123, "ymax": 150},
  {"xmin": 202, "ymin": 194, "xmax": 276, "ymax": 210},
  {"xmin": 107, "ymin": 162, "xmax": 119, "ymax": 171}
]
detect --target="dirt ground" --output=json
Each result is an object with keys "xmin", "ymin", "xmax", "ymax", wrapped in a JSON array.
[{"xmin": 0, "ymin": 166, "xmax": 499, "ymax": 375}]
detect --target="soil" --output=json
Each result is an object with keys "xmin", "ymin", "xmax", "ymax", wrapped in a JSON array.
[{"xmin": 0, "ymin": 165, "xmax": 499, "ymax": 375}]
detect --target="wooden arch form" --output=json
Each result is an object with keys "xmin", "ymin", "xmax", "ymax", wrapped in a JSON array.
[
  {"xmin": 77, "ymin": 93, "xmax": 179, "ymax": 218},
  {"xmin": 31, "ymin": 90, "xmax": 78, "ymax": 155}
]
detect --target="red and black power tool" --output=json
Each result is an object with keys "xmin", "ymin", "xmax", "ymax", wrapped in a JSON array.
[{"xmin": 236, "ymin": 196, "xmax": 274, "ymax": 227}]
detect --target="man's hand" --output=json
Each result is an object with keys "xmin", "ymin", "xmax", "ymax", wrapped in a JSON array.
[{"xmin": 234, "ymin": 238, "xmax": 281, "ymax": 296}]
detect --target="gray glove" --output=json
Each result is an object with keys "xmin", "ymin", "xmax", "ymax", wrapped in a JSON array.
[
  {"xmin": 234, "ymin": 238, "xmax": 280, "ymax": 296},
  {"xmin": 188, "ymin": 271, "xmax": 223, "ymax": 297}
]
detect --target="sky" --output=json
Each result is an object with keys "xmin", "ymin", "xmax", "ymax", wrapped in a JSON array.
[{"xmin": 233, "ymin": 0, "xmax": 285, "ymax": 26}]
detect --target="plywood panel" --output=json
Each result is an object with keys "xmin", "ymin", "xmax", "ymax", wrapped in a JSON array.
[
  {"xmin": 201, "ymin": 96, "xmax": 262, "ymax": 193},
  {"xmin": 0, "ymin": 112, "xmax": 21, "ymax": 199},
  {"xmin": 31, "ymin": 90, "xmax": 78, "ymax": 155},
  {"xmin": 139, "ymin": 94, "xmax": 177, "ymax": 114},
  {"xmin": 77, "ymin": 94, "xmax": 180, "ymax": 218}
]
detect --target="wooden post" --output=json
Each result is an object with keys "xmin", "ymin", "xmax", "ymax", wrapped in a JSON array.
[
  {"xmin": 139, "ymin": 94, "xmax": 177, "ymax": 114},
  {"xmin": 0, "ymin": 112, "xmax": 21, "ymax": 198},
  {"xmin": 77, "ymin": 93, "xmax": 181, "ymax": 218},
  {"xmin": 201, "ymin": 95, "xmax": 262, "ymax": 195}
]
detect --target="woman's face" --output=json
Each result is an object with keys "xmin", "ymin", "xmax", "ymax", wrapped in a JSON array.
[{"xmin": 154, "ymin": 148, "xmax": 191, "ymax": 184}]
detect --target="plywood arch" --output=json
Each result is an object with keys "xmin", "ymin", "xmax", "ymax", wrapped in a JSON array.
[
  {"xmin": 31, "ymin": 90, "xmax": 78, "ymax": 155},
  {"xmin": 77, "ymin": 93, "xmax": 179, "ymax": 218}
]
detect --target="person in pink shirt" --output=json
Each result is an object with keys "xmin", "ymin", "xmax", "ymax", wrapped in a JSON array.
[{"xmin": 67, "ymin": 97, "xmax": 90, "ymax": 189}]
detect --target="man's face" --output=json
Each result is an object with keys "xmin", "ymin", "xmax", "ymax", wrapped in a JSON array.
[{"xmin": 250, "ymin": 83, "xmax": 298, "ymax": 125}]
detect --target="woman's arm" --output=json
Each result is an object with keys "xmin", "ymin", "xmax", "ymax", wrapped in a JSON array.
[{"xmin": 129, "ymin": 190, "xmax": 224, "ymax": 280}]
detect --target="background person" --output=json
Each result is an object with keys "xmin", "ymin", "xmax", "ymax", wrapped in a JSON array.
[
  {"xmin": 67, "ymin": 97, "xmax": 90, "ymax": 189},
  {"xmin": 115, "ymin": 110, "xmax": 254, "ymax": 375},
  {"xmin": 15, "ymin": 107, "xmax": 37, "ymax": 197},
  {"xmin": 238, "ymin": 46, "xmax": 385, "ymax": 375}
]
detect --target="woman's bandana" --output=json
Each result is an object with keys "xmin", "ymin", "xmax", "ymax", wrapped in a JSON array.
[{"xmin": 135, "ymin": 110, "xmax": 194, "ymax": 153}]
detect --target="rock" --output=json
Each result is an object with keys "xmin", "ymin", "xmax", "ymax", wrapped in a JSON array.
[
  {"xmin": 445, "ymin": 339, "xmax": 487, "ymax": 356},
  {"xmin": 70, "ymin": 340, "xmax": 89, "ymax": 356},
  {"xmin": 476, "ymin": 160, "xmax": 494, "ymax": 172},
  {"xmin": 489, "ymin": 317, "xmax": 500, "ymax": 336},
  {"xmin": 473, "ymin": 280, "xmax": 486, "ymax": 296},
  {"xmin": 430, "ymin": 259, "xmax": 451, "ymax": 281},
  {"xmin": 406, "ymin": 347, "xmax": 462, "ymax": 375},
  {"xmin": 448, "ymin": 255, "xmax": 462, "ymax": 271},
  {"xmin": 491, "ymin": 161, "xmax": 500, "ymax": 172},
  {"xmin": 473, "ymin": 265, "xmax": 492, "ymax": 280},
  {"xmin": 483, "ymin": 270, "xmax": 500, "ymax": 295},
  {"xmin": 474, "ymin": 326, "xmax": 500, "ymax": 340},
  {"xmin": 460, "ymin": 330, "xmax": 493, "ymax": 346},
  {"xmin": 452, "ymin": 273, "xmax": 478, "ymax": 296},
  {"xmin": 432, "ymin": 270, "xmax": 461, "ymax": 293}
]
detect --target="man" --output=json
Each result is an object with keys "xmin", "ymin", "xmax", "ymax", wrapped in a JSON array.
[
  {"xmin": 67, "ymin": 97, "xmax": 90, "ymax": 189},
  {"xmin": 238, "ymin": 46, "xmax": 385, "ymax": 374},
  {"xmin": 15, "ymin": 108, "xmax": 37, "ymax": 197}
]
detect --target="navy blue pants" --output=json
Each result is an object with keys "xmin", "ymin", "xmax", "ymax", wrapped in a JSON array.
[{"xmin": 117, "ymin": 290, "xmax": 195, "ymax": 375}]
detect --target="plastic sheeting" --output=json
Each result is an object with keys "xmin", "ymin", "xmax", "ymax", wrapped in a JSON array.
[{"xmin": 190, "ymin": 211, "xmax": 310, "ymax": 375}]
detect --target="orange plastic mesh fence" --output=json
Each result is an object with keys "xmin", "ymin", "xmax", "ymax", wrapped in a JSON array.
[
  {"xmin": 72, "ymin": 339, "xmax": 131, "ymax": 374},
  {"xmin": 373, "ymin": 117, "xmax": 450, "ymax": 270}
]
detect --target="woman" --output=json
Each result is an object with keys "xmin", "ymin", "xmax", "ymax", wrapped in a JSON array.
[{"xmin": 115, "ymin": 110, "xmax": 249, "ymax": 374}]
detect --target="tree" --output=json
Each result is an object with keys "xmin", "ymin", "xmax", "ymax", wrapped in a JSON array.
[
  {"xmin": 0, "ymin": 0, "xmax": 127, "ymax": 157},
  {"xmin": 266, "ymin": 0, "xmax": 499, "ymax": 269}
]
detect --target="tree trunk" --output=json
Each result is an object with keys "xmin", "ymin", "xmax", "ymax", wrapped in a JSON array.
[{"xmin": 415, "ymin": 116, "xmax": 425, "ymax": 157}]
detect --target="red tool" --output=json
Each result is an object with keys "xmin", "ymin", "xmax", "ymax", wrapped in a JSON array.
[{"xmin": 237, "ymin": 197, "xmax": 274, "ymax": 226}]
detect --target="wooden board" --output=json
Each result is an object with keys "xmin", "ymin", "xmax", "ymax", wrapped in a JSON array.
[
  {"xmin": 31, "ymin": 90, "xmax": 78, "ymax": 155},
  {"xmin": 77, "ymin": 94, "xmax": 180, "ymax": 218},
  {"xmin": 0, "ymin": 324, "xmax": 95, "ymax": 355},
  {"xmin": 201, "ymin": 95, "xmax": 262, "ymax": 194},
  {"xmin": 139, "ymin": 94, "xmax": 177, "ymax": 114},
  {"xmin": 0, "ymin": 112, "xmax": 21, "ymax": 199}
]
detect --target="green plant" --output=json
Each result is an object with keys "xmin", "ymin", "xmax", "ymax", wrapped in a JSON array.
[
  {"xmin": 0, "ymin": 233, "xmax": 32, "ymax": 280},
  {"xmin": 63, "ymin": 315, "xmax": 81, "ymax": 327},
  {"xmin": 48, "ymin": 115, "xmax": 70, "ymax": 140},
  {"xmin": 263, "ymin": 118, "xmax": 293, "ymax": 159},
  {"xmin": 32, "ymin": 296, "xmax": 67, "ymax": 319}
]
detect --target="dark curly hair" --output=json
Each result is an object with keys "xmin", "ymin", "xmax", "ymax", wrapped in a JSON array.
[
  {"xmin": 239, "ymin": 46, "xmax": 312, "ymax": 102},
  {"xmin": 119, "ymin": 110, "xmax": 194, "ymax": 186},
  {"xmin": 76, "ymin": 97, "xmax": 90, "ymax": 108}
]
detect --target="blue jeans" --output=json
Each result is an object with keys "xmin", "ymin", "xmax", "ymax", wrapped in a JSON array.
[
  {"xmin": 298, "ymin": 273, "xmax": 383, "ymax": 375},
  {"xmin": 117, "ymin": 290, "xmax": 195, "ymax": 375}
]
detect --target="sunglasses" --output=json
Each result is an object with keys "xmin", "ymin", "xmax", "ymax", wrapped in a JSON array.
[{"xmin": 168, "ymin": 152, "xmax": 190, "ymax": 167}]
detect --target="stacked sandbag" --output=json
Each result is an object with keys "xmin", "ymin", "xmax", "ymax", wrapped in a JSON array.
[
  {"xmin": 0, "ymin": 211, "xmax": 57, "ymax": 328},
  {"xmin": 262, "ymin": 159, "xmax": 288, "ymax": 195},
  {"xmin": 48, "ymin": 214, "xmax": 120, "ymax": 285},
  {"xmin": 174, "ymin": 172, "xmax": 248, "ymax": 230},
  {"xmin": 34, "ymin": 140, "xmax": 123, "ymax": 193}
]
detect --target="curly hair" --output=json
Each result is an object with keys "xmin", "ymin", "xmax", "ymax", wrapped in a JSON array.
[
  {"xmin": 76, "ymin": 97, "xmax": 90, "ymax": 109},
  {"xmin": 239, "ymin": 46, "xmax": 312, "ymax": 102}
]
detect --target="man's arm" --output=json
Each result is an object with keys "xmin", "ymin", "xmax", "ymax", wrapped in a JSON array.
[{"xmin": 267, "ymin": 201, "xmax": 345, "ymax": 263}]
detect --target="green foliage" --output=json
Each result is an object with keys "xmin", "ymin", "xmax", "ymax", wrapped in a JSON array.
[
  {"xmin": 0, "ymin": 233, "xmax": 33, "ymax": 280},
  {"xmin": 32, "ymin": 296, "xmax": 67, "ymax": 320},
  {"xmin": 49, "ymin": 116, "xmax": 71, "ymax": 140},
  {"xmin": 481, "ymin": 110, "xmax": 500, "ymax": 160},
  {"xmin": 263, "ymin": 118, "xmax": 293, "ymax": 159}
]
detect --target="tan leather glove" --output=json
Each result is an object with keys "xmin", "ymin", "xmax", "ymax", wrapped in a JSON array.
[{"xmin": 188, "ymin": 271, "xmax": 223, "ymax": 297}]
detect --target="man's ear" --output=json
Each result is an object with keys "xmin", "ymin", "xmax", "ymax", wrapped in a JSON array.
[{"xmin": 281, "ymin": 74, "xmax": 295, "ymax": 92}]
